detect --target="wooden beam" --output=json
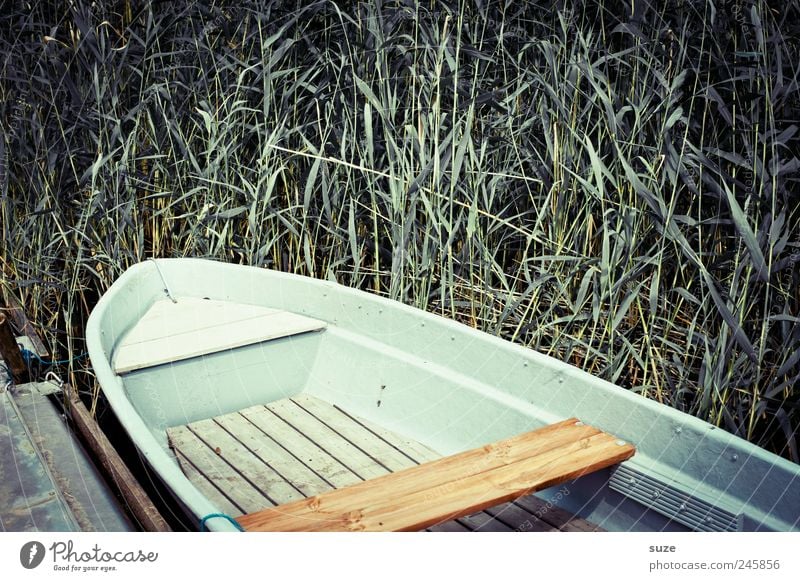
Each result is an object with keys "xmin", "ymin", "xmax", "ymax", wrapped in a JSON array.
[
  {"xmin": 237, "ymin": 418, "xmax": 635, "ymax": 532},
  {"xmin": 0, "ymin": 292, "xmax": 48, "ymax": 357},
  {"xmin": 68, "ymin": 392, "xmax": 172, "ymax": 532},
  {"xmin": 0, "ymin": 313, "xmax": 27, "ymax": 384}
]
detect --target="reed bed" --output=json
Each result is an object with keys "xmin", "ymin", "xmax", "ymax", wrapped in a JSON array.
[{"xmin": 1, "ymin": 0, "xmax": 798, "ymax": 460}]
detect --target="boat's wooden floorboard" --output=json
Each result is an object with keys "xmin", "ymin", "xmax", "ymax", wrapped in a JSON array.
[{"xmin": 167, "ymin": 394, "xmax": 601, "ymax": 532}]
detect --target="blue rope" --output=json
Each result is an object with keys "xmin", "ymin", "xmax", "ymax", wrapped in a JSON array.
[
  {"xmin": 20, "ymin": 347, "xmax": 87, "ymax": 367},
  {"xmin": 199, "ymin": 513, "xmax": 245, "ymax": 532}
]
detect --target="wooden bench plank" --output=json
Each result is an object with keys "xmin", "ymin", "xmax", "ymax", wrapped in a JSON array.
[
  {"xmin": 237, "ymin": 419, "xmax": 634, "ymax": 531},
  {"xmin": 291, "ymin": 396, "xmax": 514, "ymax": 531}
]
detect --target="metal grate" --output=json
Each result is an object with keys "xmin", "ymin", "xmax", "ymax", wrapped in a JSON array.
[{"xmin": 609, "ymin": 464, "xmax": 743, "ymax": 532}]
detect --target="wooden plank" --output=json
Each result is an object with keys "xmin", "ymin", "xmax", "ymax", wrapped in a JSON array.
[
  {"xmin": 68, "ymin": 394, "xmax": 171, "ymax": 531},
  {"xmin": 293, "ymin": 395, "xmax": 434, "ymax": 471},
  {"xmin": 455, "ymin": 509, "xmax": 516, "ymax": 532},
  {"xmin": 267, "ymin": 399, "xmax": 390, "ymax": 480},
  {"xmin": 427, "ymin": 519, "xmax": 471, "ymax": 532},
  {"xmin": 0, "ymin": 313, "xmax": 27, "ymax": 384},
  {"xmin": 240, "ymin": 405, "xmax": 362, "ymax": 489},
  {"xmin": 0, "ymin": 293, "xmax": 48, "ymax": 357},
  {"xmin": 331, "ymin": 406, "xmax": 442, "ymax": 464},
  {"xmin": 213, "ymin": 411, "xmax": 333, "ymax": 498},
  {"xmin": 173, "ymin": 449, "xmax": 243, "ymax": 517},
  {"xmin": 237, "ymin": 419, "xmax": 635, "ymax": 531},
  {"xmin": 114, "ymin": 299, "xmax": 326, "ymax": 374},
  {"xmin": 170, "ymin": 396, "xmax": 605, "ymax": 532},
  {"xmin": 167, "ymin": 425, "xmax": 271, "ymax": 515},
  {"xmin": 483, "ymin": 501, "xmax": 559, "ymax": 532},
  {"xmin": 513, "ymin": 494, "xmax": 603, "ymax": 532},
  {"xmin": 296, "ymin": 397, "xmax": 522, "ymax": 531},
  {"xmin": 289, "ymin": 397, "xmax": 508, "ymax": 531},
  {"xmin": 188, "ymin": 418, "xmax": 306, "ymax": 506}
]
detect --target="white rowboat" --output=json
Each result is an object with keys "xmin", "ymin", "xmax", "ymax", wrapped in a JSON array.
[{"xmin": 87, "ymin": 259, "xmax": 800, "ymax": 531}]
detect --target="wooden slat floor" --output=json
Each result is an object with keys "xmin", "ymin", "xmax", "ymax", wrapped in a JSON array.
[{"xmin": 167, "ymin": 394, "xmax": 602, "ymax": 532}]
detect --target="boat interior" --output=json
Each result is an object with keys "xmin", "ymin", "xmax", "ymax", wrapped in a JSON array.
[
  {"xmin": 113, "ymin": 297, "xmax": 628, "ymax": 531},
  {"xmin": 89, "ymin": 260, "xmax": 800, "ymax": 532}
]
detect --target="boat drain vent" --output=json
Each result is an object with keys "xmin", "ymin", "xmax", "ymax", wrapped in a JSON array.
[{"xmin": 609, "ymin": 464, "xmax": 743, "ymax": 532}]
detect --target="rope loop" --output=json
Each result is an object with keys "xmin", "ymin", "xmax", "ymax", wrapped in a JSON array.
[{"xmin": 199, "ymin": 513, "xmax": 245, "ymax": 532}]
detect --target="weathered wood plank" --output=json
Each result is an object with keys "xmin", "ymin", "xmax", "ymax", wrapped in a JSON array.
[
  {"xmin": 427, "ymin": 519, "xmax": 471, "ymax": 532},
  {"xmin": 167, "ymin": 425, "xmax": 271, "ymax": 515},
  {"xmin": 513, "ymin": 494, "xmax": 604, "ymax": 532},
  {"xmin": 0, "ymin": 313, "xmax": 27, "ymax": 383},
  {"xmin": 266, "ymin": 399, "xmax": 390, "ymax": 480},
  {"xmin": 483, "ymin": 501, "xmax": 559, "ymax": 532},
  {"xmin": 189, "ymin": 418, "xmax": 305, "ymax": 506},
  {"xmin": 68, "ymin": 394, "xmax": 170, "ymax": 531},
  {"xmin": 0, "ymin": 293, "xmax": 48, "ymax": 357},
  {"xmin": 455, "ymin": 509, "xmax": 516, "ymax": 532},
  {"xmin": 293, "ymin": 395, "xmax": 436, "ymax": 470},
  {"xmin": 213, "ymin": 411, "xmax": 333, "ymax": 498},
  {"xmin": 114, "ymin": 299, "xmax": 326, "ymax": 374},
  {"xmin": 173, "ymin": 449, "xmax": 243, "ymax": 517},
  {"xmin": 237, "ymin": 419, "xmax": 635, "ymax": 531},
  {"xmin": 240, "ymin": 405, "xmax": 361, "ymax": 489}
]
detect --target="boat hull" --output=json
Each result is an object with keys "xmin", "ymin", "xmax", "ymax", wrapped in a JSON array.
[{"xmin": 87, "ymin": 259, "xmax": 800, "ymax": 531}]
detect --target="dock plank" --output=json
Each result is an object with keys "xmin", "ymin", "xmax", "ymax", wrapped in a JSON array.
[{"xmin": 0, "ymin": 391, "xmax": 76, "ymax": 531}]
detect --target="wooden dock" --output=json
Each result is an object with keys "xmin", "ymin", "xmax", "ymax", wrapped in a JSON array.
[
  {"xmin": 168, "ymin": 394, "xmax": 607, "ymax": 531},
  {"xmin": 1, "ymin": 295, "xmax": 169, "ymax": 532},
  {"xmin": 0, "ymin": 380, "xmax": 135, "ymax": 532}
]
